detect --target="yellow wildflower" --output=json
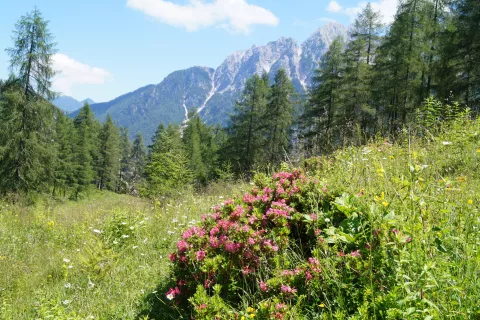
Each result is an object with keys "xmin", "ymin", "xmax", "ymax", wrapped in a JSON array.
[
  {"xmin": 468, "ymin": 199, "xmax": 473, "ymax": 205},
  {"xmin": 47, "ymin": 220, "xmax": 55, "ymax": 228},
  {"xmin": 319, "ymin": 303, "xmax": 325, "ymax": 308},
  {"xmin": 247, "ymin": 307, "xmax": 255, "ymax": 313},
  {"xmin": 382, "ymin": 201, "xmax": 389, "ymax": 207},
  {"xmin": 250, "ymin": 314, "xmax": 255, "ymax": 318},
  {"xmin": 476, "ymin": 148, "xmax": 480, "ymax": 153}
]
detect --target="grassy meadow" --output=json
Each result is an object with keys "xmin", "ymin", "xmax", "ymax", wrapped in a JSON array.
[{"xmin": 1, "ymin": 116, "xmax": 480, "ymax": 319}]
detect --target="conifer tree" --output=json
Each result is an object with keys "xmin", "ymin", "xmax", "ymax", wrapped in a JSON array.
[
  {"xmin": 226, "ymin": 74, "xmax": 270, "ymax": 173},
  {"xmin": 72, "ymin": 103, "xmax": 98, "ymax": 198},
  {"xmin": 0, "ymin": 8, "xmax": 57, "ymax": 194},
  {"xmin": 52, "ymin": 110, "xmax": 75, "ymax": 197},
  {"xmin": 303, "ymin": 37, "xmax": 345, "ymax": 153},
  {"xmin": 118, "ymin": 127, "xmax": 132, "ymax": 193},
  {"xmin": 6, "ymin": 7, "xmax": 57, "ymax": 100},
  {"xmin": 183, "ymin": 110, "xmax": 219, "ymax": 184},
  {"xmin": 264, "ymin": 69, "xmax": 295, "ymax": 165},
  {"xmin": 143, "ymin": 124, "xmax": 192, "ymax": 197},
  {"xmin": 373, "ymin": 0, "xmax": 431, "ymax": 132},
  {"xmin": 341, "ymin": 4, "xmax": 383, "ymax": 140},
  {"xmin": 131, "ymin": 133, "xmax": 146, "ymax": 189},
  {"xmin": 98, "ymin": 115, "xmax": 121, "ymax": 191}
]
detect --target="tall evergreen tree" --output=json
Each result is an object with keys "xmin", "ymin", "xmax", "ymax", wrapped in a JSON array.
[
  {"xmin": 6, "ymin": 7, "xmax": 57, "ymax": 100},
  {"xmin": 52, "ymin": 110, "xmax": 75, "ymax": 197},
  {"xmin": 341, "ymin": 4, "xmax": 383, "ymax": 140},
  {"xmin": 303, "ymin": 37, "xmax": 345, "ymax": 153},
  {"xmin": 0, "ymin": 8, "xmax": 57, "ymax": 194},
  {"xmin": 143, "ymin": 124, "xmax": 192, "ymax": 197},
  {"xmin": 264, "ymin": 69, "xmax": 295, "ymax": 165},
  {"xmin": 374, "ymin": 0, "xmax": 431, "ymax": 132},
  {"xmin": 72, "ymin": 103, "xmax": 98, "ymax": 198},
  {"xmin": 98, "ymin": 115, "xmax": 121, "ymax": 191},
  {"xmin": 118, "ymin": 127, "xmax": 132, "ymax": 193},
  {"xmin": 131, "ymin": 133, "xmax": 146, "ymax": 189},
  {"xmin": 226, "ymin": 73, "xmax": 270, "ymax": 173},
  {"xmin": 0, "ymin": 84, "xmax": 56, "ymax": 193},
  {"xmin": 183, "ymin": 110, "xmax": 219, "ymax": 184}
]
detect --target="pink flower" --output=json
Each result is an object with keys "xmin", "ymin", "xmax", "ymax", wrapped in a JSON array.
[
  {"xmin": 305, "ymin": 271, "xmax": 313, "ymax": 280},
  {"xmin": 169, "ymin": 253, "xmax": 177, "ymax": 262},
  {"xmin": 310, "ymin": 213, "xmax": 317, "ymax": 221},
  {"xmin": 259, "ymin": 281, "xmax": 268, "ymax": 292},
  {"xmin": 308, "ymin": 257, "xmax": 320, "ymax": 266},
  {"xmin": 392, "ymin": 228, "xmax": 399, "ymax": 234},
  {"xmin": 196, "ymin": 250, "xmax": 206, "ymax": 261},
  {"xmin": 243, "ymin": 193, "xmax": 256, "ymax": 204},
  {"xmin": 248, "ymin": 237, "xmax": 256, "ymax": 245},
  {"xmin": 177, "ymin": 240, "xmax": 189, "ymax": 252},
  {"xmin": 314, "ymin": 229, "xmax": 322, "ymax": 237},
  {"xmin": 204, "ymin": 279, "xmax": 213, "ymax": 288},
  {"xmin": 209, "ymin": 236, "xmax": 219, "ymax": 248},
  {"xmin": 276, "ymin": 303, "xmax": 286, "ymax": 310},
  {"xmin": 165, "ymin": 287, "xmax": 180, "ymax": 300},
  {"xmin": 281, "ymin": 284, "xmax": 297, "ymax": 294},
  {"xmin": 350, "ymin": 250, "xmax": 361, "ymax": 257},
  {"xmin": 210, "ymin": 226, "xmax": 220, "ymax": 236},
  {"xmin": 406, "ymin": 237, "xmax": 412, "ymax": 243}
]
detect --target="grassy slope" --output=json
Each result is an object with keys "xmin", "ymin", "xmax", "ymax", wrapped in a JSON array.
[
  {"xmin": 0, "ymin": 184, "xmax": 247, "ymax": 319},
  {"xmin": 1, "ymin": 117, "xmax": 479, "ymax": 319}
]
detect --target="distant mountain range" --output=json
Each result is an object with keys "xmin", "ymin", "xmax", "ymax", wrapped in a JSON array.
[
  {"xmin": 70, "ymin": 22, "xmax": 348, "ymax": 143},
  {"xmin": 52, "ymin": 96, "xmax": 95, "ymax": 113}
]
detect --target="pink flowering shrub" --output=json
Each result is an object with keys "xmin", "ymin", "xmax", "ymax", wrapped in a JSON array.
[{"xmin": 165, "ymin": 169, "xmax": 406, "ymax": 319}]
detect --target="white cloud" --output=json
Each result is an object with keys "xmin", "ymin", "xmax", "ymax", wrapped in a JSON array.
[
  {"xmin": 126, "ymin": 0, "xmax": 279, "ymax": 33},
  {"xmin": 326, "ymin": 1, "xmax": 343, "ymax": 13},
  {"xmin": 52, "ymin": 54, "xmax": 111, "ymax": 96},
  {"xmin": 345, "ymin": 0, "xmax": 398, "ymax": 24}
]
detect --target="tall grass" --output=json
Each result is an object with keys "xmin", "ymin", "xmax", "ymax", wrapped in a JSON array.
[{"xmin": 0, "ymin": 116, "xmax": 479, "ymax": 319}]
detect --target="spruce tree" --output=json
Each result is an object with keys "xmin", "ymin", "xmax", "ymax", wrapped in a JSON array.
[
  {"xmin": 226, "ymin": 74, "xmax": 270, "ymax": 173},
  {"xmin": 341, "ymin": 4, "xmax": 383, "ymax": 141},
  {"xmin": 143, "ymin": 124, "xmax": 192, "ymax": 197},
  {"xmin": 72, "ymin": 103, "xmax": 98, "ymax": 198},
  {"xmin": 131, "ymin": 133, "xmax": 146, "ymax": 190},
  {"xmin": 303, "ymin": 37, "xmax": 345, "ymax": 153},
  {"xmin": 118, "ymin": 127, "xmax": 132, "ymax": 193},
  {"xmin": 98, "ymin": 115, "xmax": 121, "ymax": 191},
  {"xmin": 265, "ymin": 69, "xmax": 295, "ymax": 165},
  {"xmin": 0, "ymin": 8, "xmax": 57, "ymax": 194},
  {"xmin": 6, "ymin": 7, "xmax": 57, "ymax": 100},
  {"xmin": 52, "ymin": 110, "xmax": 75, "ymax": 197}
]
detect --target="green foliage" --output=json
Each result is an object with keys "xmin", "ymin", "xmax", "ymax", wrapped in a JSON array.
[
  {"xmin": 97, "ymin": 115, "xmax": 121, "ymax": 191},
  {"xmin": 0, "ymin": 86, "xmax": 56, "ymax": 194},
  {"xmin": 303, "ymin": 36, "xmax": 345, "ymax": 153},
  {"xmin": 183, "ymin": 110, "xmax": 219, "ymax": 185},
  {"xmin": 143, "ymin": 124, "xmax": 193, "ymax": 197},
  {"xmin": 6, "ymin": 7, "xmax": 57, "ymax": 100},
  {"xmin": 264, "ymin": 69, "xmax": 295, "ymax": 166},
  {"xmin": 225, "ymin": 73, "xmax": 270, "ymax": 173}
]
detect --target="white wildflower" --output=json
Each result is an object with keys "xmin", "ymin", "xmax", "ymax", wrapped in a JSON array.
[{"xmin": 63, "ymin": 258, "xmax": 70, "ymax": 263}]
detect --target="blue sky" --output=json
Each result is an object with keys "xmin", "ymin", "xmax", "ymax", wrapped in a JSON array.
[{"xmin": 0, "ymin": 0, "xmax": 397, "ymax": 102}]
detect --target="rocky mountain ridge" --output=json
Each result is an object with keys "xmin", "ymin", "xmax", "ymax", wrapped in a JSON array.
[{"xmin": 71, "ymin": 22, "xmax": 348, "ymax": 143}]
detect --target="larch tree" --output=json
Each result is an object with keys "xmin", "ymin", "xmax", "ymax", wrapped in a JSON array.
[
  {"xmin": 0, "ymin": 8, "xmax": 57, "ymax": 194},
  {"xmin": 264, "ymin": 69, "xmax": 295, "ymax": 165},
  {"xmin": 98, "ymin": 115, "xmax": 121, "ymax": 191}
]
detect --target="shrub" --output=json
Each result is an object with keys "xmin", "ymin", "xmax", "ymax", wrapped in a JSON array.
[{"xmin": 165, "ymin": 168, "xmax": 408, "ymax": 319}]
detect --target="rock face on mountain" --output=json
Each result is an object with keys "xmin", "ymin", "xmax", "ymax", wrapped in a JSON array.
[
  {"xmin": 52, "ymin": 96, "xmax": 95, "ymax": 113},
  {"xmin": 74, "ymin": 22, "xmax": 348, "ymax": 143}
]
